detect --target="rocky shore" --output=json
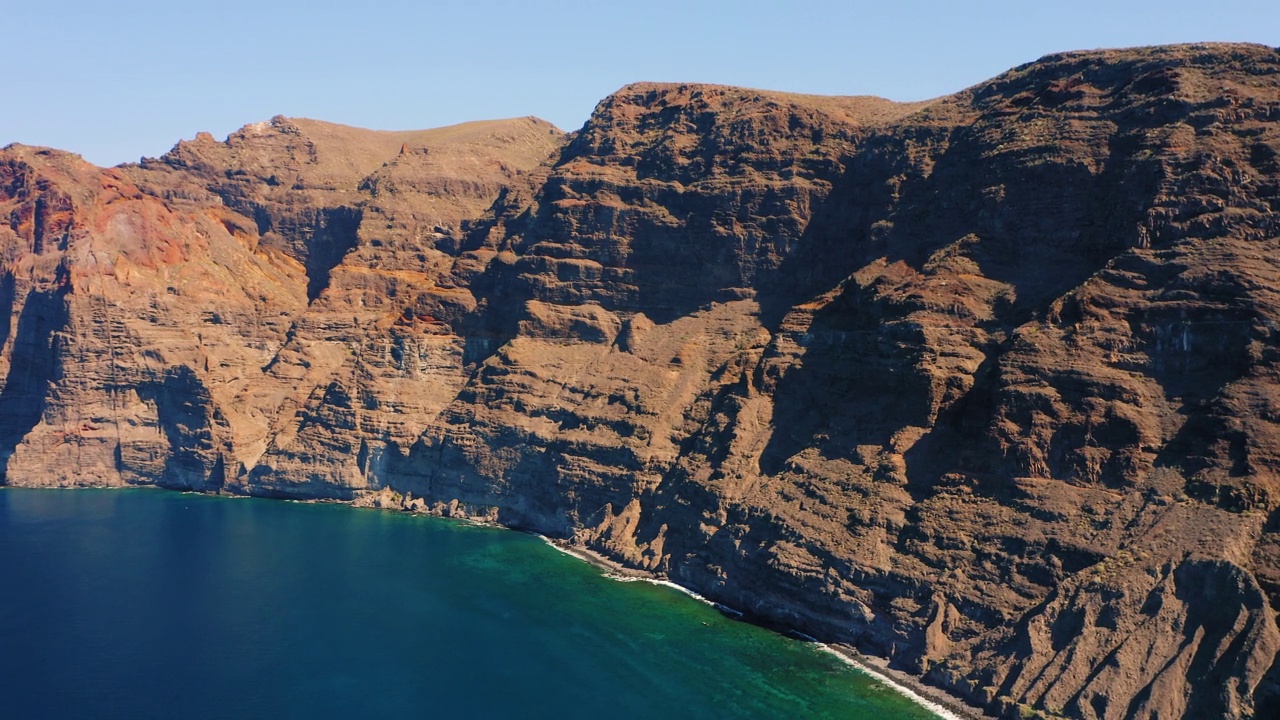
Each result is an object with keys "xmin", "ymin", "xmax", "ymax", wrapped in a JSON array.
[
  {"xmin": 4, "ymin": 42, "xmax": 1280, "ymax": 719},
  {"xmin": 352, "ymin": 484, "xmax": 987, "ymax": 719}
]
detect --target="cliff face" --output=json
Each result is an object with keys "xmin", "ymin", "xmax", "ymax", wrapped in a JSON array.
[
  {"xmin": 4, "ymin": 42, "xmax": 1280, "ymax": 720},
  {"xmin": 0, "ymin": 116, "xmax": 565, "ymax": 493}
]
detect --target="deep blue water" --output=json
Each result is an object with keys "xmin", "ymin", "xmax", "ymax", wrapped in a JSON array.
[{"xmin": 0, "ymin": 489, "xmax": 938, "ymax": 719}]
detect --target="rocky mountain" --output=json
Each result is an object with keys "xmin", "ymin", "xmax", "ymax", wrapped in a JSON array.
[{"xmin": 3, "ymin": 42, "xmax": 1280, "ymax": 719}]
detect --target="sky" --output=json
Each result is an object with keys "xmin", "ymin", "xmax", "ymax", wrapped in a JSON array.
[{"xmin": 3, "ymin": 0, "xmax": 1278, "ymax": 167}]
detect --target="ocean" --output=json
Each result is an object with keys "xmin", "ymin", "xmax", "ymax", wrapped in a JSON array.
[{"xmin": 0, "ymin": 488, "xmax": 940, "ymax": 719}]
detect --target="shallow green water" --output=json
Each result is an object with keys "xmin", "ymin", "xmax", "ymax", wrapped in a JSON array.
[{"xmin": 0, "ymin": 488, "xmax": 938, "ymax": 719}]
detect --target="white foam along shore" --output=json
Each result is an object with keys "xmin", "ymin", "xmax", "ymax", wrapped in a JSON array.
[
  {"xmin": 535, "ymin": 534, "xmax": 983, "ymax": 720},
  {"xmin": 52, "ymin": 488, "xmax": 983, "ymax": 718},
  {"xmin": 817, "ymin": 644, "xmax": 967, "ymax": 720},
  {"xmin": 537, "ymin": 535, "xmax": 713, "ymax": 601},
  {"xmin": 179, "ymin": 495, "xmax": 980, "ymax": 719}
]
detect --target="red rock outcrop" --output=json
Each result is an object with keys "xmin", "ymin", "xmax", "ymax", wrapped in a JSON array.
[
  {"xmin": 0, "ymin": 116, "xmax": 565, "ymax": 493},
  {"xmin": 4, "ymin": 41, "xmax": 1280, "ymax": 720}
]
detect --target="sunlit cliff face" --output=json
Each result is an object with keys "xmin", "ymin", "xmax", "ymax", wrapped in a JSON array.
[{"xmin": 3, "ymin": 42, "xmax": 1280, "ymax": 720}]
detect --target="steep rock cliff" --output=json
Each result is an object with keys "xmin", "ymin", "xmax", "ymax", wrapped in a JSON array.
[
  {"xmin": 4, "ymin": 42, "xmax": 1280, "ymax": 720},
  {"xmin": 0, "ymin": 116, "xmax": 565, "ymax": 493}
]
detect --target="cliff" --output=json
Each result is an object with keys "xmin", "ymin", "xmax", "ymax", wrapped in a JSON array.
[{"xmin": 4, "ymin": 42, "xmax": 1280, "ymax": 719}]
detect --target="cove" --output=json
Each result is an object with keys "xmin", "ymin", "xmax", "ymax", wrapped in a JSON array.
[{"xmin": 0, "ymin": 488, "xmax": 941, "ymax": 719}]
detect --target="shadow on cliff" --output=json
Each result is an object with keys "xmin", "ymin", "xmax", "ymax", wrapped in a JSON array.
[
  {"xmin": 986, "ymin": 558, "xmax": 1280, "ymax": 719},
  {"xmin": 135, "ymin": 366, "xmax": 228, "ymax": 491},
  {"xmin": 234, "ymin": 200, "xmax": 362, "ymax": 304},
  {"xmin": 757, "ymin": 113, "xmax": 1166, "ymax": 485},
  {"xmin": 1256, "ymin": 652, "xmax": 1280, "ymax": 720},
  {"xmin": 0, "ymin": 272, "xmax": 14, "ymax": 351},
  {"xmin": 302, "ymin": 207, "xmax": 362, "ymax": 303},
  {"xmin": 0, "ymin": 287, "xmax": 68, "ymax": 482}
]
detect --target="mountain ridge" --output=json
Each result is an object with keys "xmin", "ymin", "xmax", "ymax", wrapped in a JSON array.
[{"xmin": 4, "ymin": 42, "xmax": 1280, "ymax": 719}]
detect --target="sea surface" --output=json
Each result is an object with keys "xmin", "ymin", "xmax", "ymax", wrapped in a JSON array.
[{"xmin": 0, "ymin": 488, "xmax": 940, "ymax": 719}]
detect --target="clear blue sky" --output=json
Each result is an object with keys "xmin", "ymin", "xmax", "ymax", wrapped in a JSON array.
[{"xmin": 4, "ymin": 0, "xmax": 1277, "ymax": 167}]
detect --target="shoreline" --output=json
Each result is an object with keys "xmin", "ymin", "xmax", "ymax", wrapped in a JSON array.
[
  {"xmin": 535, "ymin": 534, "xmax": 991, "ymax": 720},
  {"xmin": 5, "ymin": 485, "xmax": 992, "ymax": 719}
]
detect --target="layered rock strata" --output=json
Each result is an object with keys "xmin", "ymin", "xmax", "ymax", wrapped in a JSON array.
[{"xmin": 4, "ymin": 42, "xmax": 1280, "ymax": 720}]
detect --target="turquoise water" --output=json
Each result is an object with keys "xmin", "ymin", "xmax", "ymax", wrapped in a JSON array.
[{"xmin": 0, "ymin": 489, "xmax": 938, "ymax": 719}]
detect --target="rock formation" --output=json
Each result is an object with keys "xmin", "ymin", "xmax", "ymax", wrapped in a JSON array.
[{"xmin": 4, "ymin": 41, "xmax": 1280, "ymax": 719}]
